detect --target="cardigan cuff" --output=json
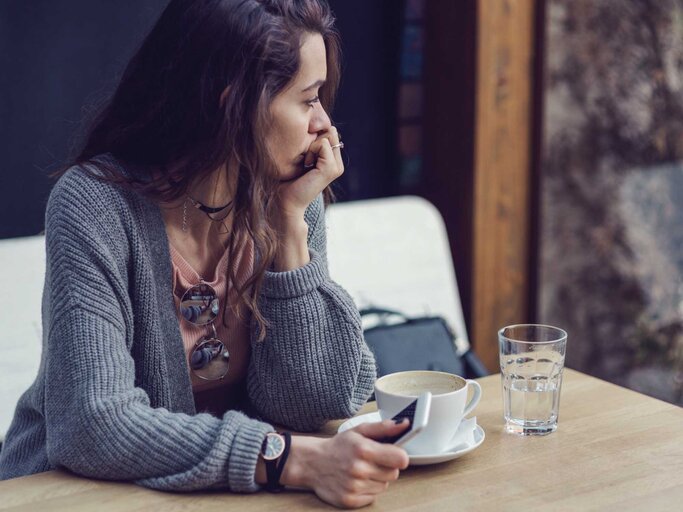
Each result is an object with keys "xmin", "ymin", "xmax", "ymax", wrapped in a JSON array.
[
  {"xmin": 260, "ymin": 249, "xmax": 329, "ymax": 299},
  {"xmin": 227, "ymin": 417, "xmax": 274, "ymax": 493}
]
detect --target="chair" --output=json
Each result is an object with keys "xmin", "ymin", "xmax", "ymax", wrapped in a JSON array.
[
  {"xmin": 325, "ymin": 195, "xmax": 485, "ymax": 375},
  {"xmin": 0, "ymin": 235, "xmax": 45, "ymax": 447}
]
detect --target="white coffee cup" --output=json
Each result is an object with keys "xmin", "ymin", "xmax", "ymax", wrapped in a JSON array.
[{"xmin": 374, "ymin": 370, "xmax": 482, "ymax": 455}]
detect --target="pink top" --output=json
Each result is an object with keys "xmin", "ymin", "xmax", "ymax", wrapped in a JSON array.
[{"xmin": 170, "ymin": 236, "xmax": 254, "ymax": 399}]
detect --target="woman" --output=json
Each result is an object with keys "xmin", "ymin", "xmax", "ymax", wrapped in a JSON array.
[{"xmin": 0, "ymin": 0, "xmax": 410, "ymax": 507}]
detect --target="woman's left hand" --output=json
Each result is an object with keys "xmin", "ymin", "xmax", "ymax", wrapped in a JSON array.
[
  {"xmin": 277, "ymin": 126, "xmax": 344, "ymax": 221},
  {"xmin": 270, "ymin": 127, "xmax": 342, "ymax": 271}
]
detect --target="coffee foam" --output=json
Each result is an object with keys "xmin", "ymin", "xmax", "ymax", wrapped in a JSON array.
[{"xmin": 377, "ymin": 372, "xmax": 465, "ymax": 397}]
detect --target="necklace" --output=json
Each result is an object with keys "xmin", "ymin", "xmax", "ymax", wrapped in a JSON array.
[
  {"xmin": 186, "ymin": 194, "xmax": 233, "ymax": 214},
  {"xmin": 182, "ymin": 195, "xmax": 234, "ymax": 233}
]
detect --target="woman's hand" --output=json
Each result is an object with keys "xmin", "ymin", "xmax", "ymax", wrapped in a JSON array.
[
  {"xmin": 270, "ymin": 126, "xmax": 343, "ymax": 271},
  {"xmin": 281, "ymin": 420, "xmax": 411, "ymax": 509},
  {"xmin": 277, "ymin": 126, "xmax": 344, "ymax": 220}
]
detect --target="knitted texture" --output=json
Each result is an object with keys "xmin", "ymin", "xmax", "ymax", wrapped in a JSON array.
[{"xmin": 0, "ymin": 157, "xmax": 376, "ymax": 492}]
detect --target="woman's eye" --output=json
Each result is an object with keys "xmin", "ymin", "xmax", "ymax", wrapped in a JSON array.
[{"xmin": 306, "ymin": 96, "xmax": 320, "ymax": 108}]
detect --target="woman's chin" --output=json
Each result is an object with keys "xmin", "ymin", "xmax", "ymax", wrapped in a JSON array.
[{"xmin": 277, "ymin": 165, "xmax": 304, "ymax": 182}]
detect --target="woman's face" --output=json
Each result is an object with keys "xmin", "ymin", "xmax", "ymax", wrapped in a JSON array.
[{"xmin": 266, "ymin": 32, "xmax": 332, "ymax": 180}]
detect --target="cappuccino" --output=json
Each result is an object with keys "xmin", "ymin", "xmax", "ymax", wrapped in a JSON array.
[
  {"xmin": 375, "ymin": 371, "xmax": 465, "ymax": 397},
  {"xmin": 374, "ymin": 370, "xmax": 481, "ymax": 455}
]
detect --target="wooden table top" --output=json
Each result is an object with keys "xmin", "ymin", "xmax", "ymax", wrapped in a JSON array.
[{"xmin": 1, "ymin": 369, "xmax": 682, "ymax": 511}]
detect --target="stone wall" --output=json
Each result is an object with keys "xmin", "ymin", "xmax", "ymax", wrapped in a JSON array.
[{"xmin": 540, "ymin": 0, "xmax": 683, "ymax": 404}]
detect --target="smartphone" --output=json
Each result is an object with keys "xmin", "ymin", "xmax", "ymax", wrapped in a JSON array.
[{"xmin": 381, "ymin": 391, "xmax": 432, "ymax": 446}]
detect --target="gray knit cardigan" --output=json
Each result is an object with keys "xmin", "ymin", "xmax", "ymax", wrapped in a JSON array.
[{"xmin": 0, "ymin": 157, "xmax": 376, "ymax": 492}]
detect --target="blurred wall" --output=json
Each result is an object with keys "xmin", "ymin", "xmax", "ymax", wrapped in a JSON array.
[
  {"xmin": 0, "ymin": 0, "xmax": 403, "ymax": 239},
  {"xmin": 539, "ymin": 0, "xmax": 683, "ymax": 404}
]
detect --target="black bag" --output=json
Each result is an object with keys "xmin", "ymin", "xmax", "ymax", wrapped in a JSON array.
[{"xmin": 360, "ymin": 307, "xmax": 489, "ymax": 379}]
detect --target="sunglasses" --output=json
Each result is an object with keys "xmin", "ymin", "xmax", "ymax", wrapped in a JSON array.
[{"xmin": 179, "ymin": 282, "xmax": 230, "ymax": 381}]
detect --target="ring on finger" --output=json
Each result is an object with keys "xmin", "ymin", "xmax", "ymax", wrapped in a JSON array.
[{"xmin": 331, "ymin": 142, "xmax": 344, "ymax": 150}]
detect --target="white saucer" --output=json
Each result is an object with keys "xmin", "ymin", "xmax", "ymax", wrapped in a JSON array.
[{"xmin": 337, "ymin": 412, "xmax": 485, "ymax": 466}]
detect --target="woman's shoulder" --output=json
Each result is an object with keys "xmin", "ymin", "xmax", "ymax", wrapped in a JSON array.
[
  {"xmin": 47, "ymin": 155, "xmax": 140, "ymax": 232},
  {"xmin": 52, "ymin": 154, "xmax": 127, "ymax": 197}
]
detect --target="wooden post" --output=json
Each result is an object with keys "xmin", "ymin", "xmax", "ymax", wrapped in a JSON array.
[{"xmin": 473, "ymin": 0, "xmax": 536, "ymax": 369}]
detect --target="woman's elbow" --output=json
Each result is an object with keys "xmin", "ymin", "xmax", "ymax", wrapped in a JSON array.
[
  {"xmin": 47, "ymin": 436, "xmax": 109, "ymax": 479},
  {"xmin": 46, "ymin": 415, "xmax": 145, "ymax": 481}
]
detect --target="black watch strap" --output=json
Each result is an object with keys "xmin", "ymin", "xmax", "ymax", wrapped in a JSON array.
[{"xmin": 265, "ymin": 431, "xmax": 291, "ymax": 492}]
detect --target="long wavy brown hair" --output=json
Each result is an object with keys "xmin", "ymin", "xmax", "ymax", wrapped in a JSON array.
[{"xmin": 53, "ymin": 0, "xmax": 341, "ymax": 340}]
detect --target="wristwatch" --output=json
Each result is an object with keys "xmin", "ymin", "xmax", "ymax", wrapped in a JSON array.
[{"xmin": 260, "ymin": 431, "xmax": 291, "ymax": 492}]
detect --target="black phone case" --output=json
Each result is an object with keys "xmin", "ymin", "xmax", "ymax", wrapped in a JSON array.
[{"xmin": 380, "ymin": 399, "xmax": 418, "ymax": 444}]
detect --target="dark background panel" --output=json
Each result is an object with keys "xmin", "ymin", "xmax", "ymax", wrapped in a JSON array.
[
  {"xmin": 0, "ymin": 0, "xmax": 403, "ymax": 239},
  {"xmin": 0, "ymin": 0, "xmax": 170, "ymax": 238},
  {"xmin": 331, "ymin": 0, "xmax": 403, "ymax": 201}
]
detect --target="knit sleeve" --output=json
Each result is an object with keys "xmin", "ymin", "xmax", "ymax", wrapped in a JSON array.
[
  {"xmin": 42, "ymin": 172, "xmax": 272, "ymax": 492},
  {"xmin": 247, "ymin": 194, "xmax": 377, "ymax": 431}
]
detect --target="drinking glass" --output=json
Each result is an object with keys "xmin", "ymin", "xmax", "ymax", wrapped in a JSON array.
[{"xmin": 499, "ymin": 324, "xmax": 567, "ymax": 435}]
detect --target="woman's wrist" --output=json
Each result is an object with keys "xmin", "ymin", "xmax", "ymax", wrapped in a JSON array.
[
  {"xmin": 273, "ymin": 216, "xmax": 310, "ymax": 271},
  {"xmin": 279, "ymin": 435, "xmax": 323, "ymax": 489},
  {"xmin": 254, "ymin": 435, "xmax": 322, "ymax": 490}
]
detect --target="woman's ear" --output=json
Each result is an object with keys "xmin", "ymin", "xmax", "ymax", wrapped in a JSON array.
[{"xmin": 219, "ymin": 86, "xmax": 231, "ymax": 109}]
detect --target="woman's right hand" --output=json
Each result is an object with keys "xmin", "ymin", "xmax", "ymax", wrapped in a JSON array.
[{"xmin": 282, "ymin": 420, "xmax": 411, "ymax": 509}]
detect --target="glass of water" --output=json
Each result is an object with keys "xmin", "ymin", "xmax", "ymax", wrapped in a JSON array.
[{"xmin": 499, "ymin": 324, "xmax": 567, "ymax": 435}]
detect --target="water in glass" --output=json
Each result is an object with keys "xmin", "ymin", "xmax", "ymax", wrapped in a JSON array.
[{"xmin": 501, "ymin": 349, "xmax": 564, "ymax": 435}]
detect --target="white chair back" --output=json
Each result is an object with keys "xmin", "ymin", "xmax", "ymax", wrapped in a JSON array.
[
  {"xmin": 0, "ymin": 235, "xmax": 45, "ymax": 443},
  {"xmin": 325, "ymin": 196, "xmax": 470, "ymax": 354}
]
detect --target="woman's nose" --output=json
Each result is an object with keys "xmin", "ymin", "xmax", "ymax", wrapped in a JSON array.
[{"xmin": 310, "ymin": 105, "xmax": 331, "ymax": 134}]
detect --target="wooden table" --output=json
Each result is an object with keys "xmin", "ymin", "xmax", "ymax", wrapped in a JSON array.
[{"xmin": 1, "ymin": 369, "xmax": 682, "ymax": 511}]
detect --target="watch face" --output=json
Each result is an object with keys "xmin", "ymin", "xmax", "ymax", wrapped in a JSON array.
[{"xmin": 262, "ymin": 432, "xmax": 285, "ymax": 461}]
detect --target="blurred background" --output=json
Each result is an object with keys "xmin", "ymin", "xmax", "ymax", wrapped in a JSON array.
[{"xmin": 1, "ymin": 0, "xmax": 681, "ymax": 405}]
